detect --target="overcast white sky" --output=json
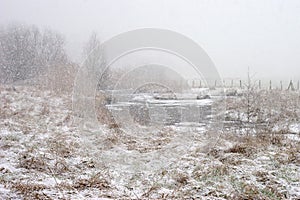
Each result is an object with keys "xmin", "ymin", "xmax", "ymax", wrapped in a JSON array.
[{"xmin": 1, "ymin": 0, "xmax": 300, "ymax": 80}]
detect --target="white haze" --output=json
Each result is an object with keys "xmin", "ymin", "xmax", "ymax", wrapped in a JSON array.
[{"xmin": 0, "ymin": 0, "xmax": 300, "ymax": 81}]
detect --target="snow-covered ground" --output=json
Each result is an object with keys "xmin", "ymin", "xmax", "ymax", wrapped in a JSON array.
[{"xmin": 0, "ymin": 85, "xmax": 299, "ymax": 199}]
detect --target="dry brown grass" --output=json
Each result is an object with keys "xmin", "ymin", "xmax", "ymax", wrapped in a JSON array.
[
  {"xmin": 38, "ymin": 64, "xmax": 78, "ymax": 94},
  {"xmin": 95, "ymin": 91, "xmax": 116, "ymax": 126},
  {"xmin": 73, "ymin": 172, "xmax": 110, "ymax": 190},
  {"xmin": 225, "ymin": 143, "xmax": 256, "ymax": 157},
  {"xmin": 47, "ymin": 136, "xmax": 74, "ymax": 158},
  {"xmin": 274, "ymin": 146, "xmax": 300, "ymax": 165},
  {"xmin": 1, "ymin": 83, "xmax": 299, "ymax": 199},
  {"xmin": 18, "ymin": 151, "xmax": 49, "ymax": 172},
  {"xmin": 174, "ymin": 173, "xmax": 189, "ymax": 185},
  {"xmin": 230, "ymin": 180, "xmax": 288, "ymax": 200},
  {"xmin": 12, "ymin": 182, "xmax": 51, "ymax": 200}
]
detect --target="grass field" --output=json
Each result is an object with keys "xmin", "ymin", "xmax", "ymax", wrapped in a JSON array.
[{"xmin": 0, "ymin": 85, "xmax": 299, "ymax": 199}]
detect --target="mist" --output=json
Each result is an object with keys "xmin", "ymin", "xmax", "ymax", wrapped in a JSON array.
[
  {"xmin": 2, "ymin": 1, "xmax": 300, "ymax": 199},
  {"xmin": 1, "ymin": 0, "xmax": 299, "ymax": 81}
]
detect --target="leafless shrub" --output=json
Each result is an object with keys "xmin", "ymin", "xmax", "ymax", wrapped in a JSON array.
[{"xmin": 226, "ymin": 72, "xmax": 299, "ymax": 144}]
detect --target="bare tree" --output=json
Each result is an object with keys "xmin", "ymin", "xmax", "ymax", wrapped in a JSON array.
[
  {"xmin": 83, "ymin": 32, "xmax": 110, "ymax": 90},
  {"xmin": 226, "ymin": 68, "xmax": 262, "ymax": 134},
  {"xmin": 0, "ymin": 23, "xmax": 68, "ymax": 84}
]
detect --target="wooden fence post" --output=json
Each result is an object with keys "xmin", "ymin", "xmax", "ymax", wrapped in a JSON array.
[{"xmin": 288, "ymin": 80, "xmax": 295, "ymax": 91}]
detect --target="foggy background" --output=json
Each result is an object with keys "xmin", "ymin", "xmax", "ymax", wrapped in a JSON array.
[{"xmin": 1, "ymin": 0, "xmax": 299, "ymax": 81}]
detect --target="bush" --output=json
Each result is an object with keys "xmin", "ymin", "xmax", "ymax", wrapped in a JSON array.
[{"xmin": 0, "ymin": 23, "xmax": 68, "ymax": 83}]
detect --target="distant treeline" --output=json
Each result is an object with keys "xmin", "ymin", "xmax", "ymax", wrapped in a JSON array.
[{"xmin": 0, "ymin": 23, "xmax": 70, "ymax": 84}]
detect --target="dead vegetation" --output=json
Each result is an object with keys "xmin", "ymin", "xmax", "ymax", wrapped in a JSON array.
[
  {"xmin": 226, "ymin": 89, "xmax": 300, "ymax": 137},
  {"xmin": 12, "ymin": 182, "xmax": 50, "ymax": 200},
  {"xmin": 0, "ymin": 84, "xmax": 299, "ymax": 199},
  {"xmin": 95, "ymin": 91, "xmax": 115, "ymax": 126},
  {"xmin": 73, "ymin": 172, "xmax": 110, "ymax": 190}
]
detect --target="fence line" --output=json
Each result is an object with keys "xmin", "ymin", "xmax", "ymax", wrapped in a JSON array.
[{"xmin": 187, "ymin": 79, "xmax": 300, "ymax": 91}]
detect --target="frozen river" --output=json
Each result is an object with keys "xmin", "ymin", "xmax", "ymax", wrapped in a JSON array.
[{"xmin": 106, "ymin": 92, "xmax": 214, "ymax": 127}]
